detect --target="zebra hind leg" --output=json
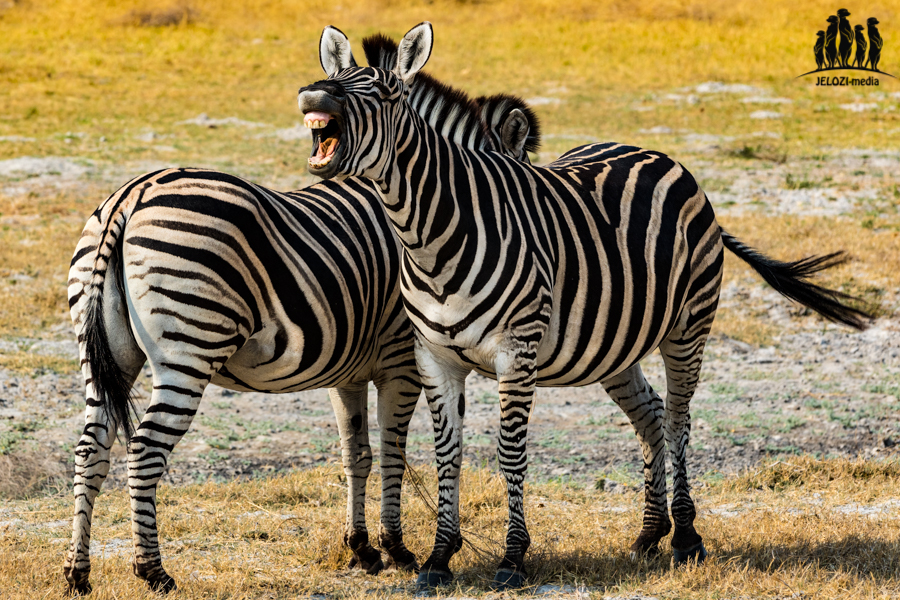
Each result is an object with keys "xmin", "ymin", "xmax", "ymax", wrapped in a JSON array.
[
  {"xmin": 64, "ymin": 365, "xmax": 143, "ymax": 595},
  {"xmin": 659, "ymin": 331, "xmax": 713, "ymax": 566},
  {"xmin": 128, "ymin": 365, "xmax": 211, "ymax": 592},
  {"xmin": 374, "ymin": 373, "xmax": 422, "ymax": 572},
  {"xmin": 328, "ymin": 385, "xmax": 384, "ymax": 574},
  {"xmin": 602, "ymin": 364, "xmax": 670, "ymax": 558}
]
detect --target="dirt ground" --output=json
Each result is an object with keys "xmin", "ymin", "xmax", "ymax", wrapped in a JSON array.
[{"xmin": 2, "ymin": 314, "xmax": 898, "ymax": 494}]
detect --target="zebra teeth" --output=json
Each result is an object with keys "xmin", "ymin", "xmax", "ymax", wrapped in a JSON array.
[
  {"xmin": 308, "ymin": 155, "xmax": 334, "ymax": 169},
  {"xmin": 304, "ymin": 112, "xmax": 333, "ymax": 130}
]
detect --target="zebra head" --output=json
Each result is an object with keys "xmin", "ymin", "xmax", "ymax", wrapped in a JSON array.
[
  {"xmin": 474, "ymin": 95, "xmax": 541, "ymax": 163},
  {"xmin": 298, "ymin": 22, "xmax": 433, "ymax": 181}
]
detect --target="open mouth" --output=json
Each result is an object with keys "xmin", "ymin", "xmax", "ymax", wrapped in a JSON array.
[{"xmin": 304, "ymin": 111, "xmax": 343, "ymax": 173}]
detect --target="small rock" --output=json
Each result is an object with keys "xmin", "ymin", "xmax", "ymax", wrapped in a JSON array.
[
  {"xmin": 525, "ymin": 96, "xmax": 562, "ymax": 106},
  {"xmin": 749, "ymin": 111, "xmax": 782, "ymax": 120}
]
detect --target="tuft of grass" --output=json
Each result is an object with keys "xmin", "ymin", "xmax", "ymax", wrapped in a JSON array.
[
  {"xmin": 725, "ymin": 455, "xmax": 900, "ymax": 492},
  {"xmin": 0, "ymin": 352, "xmax": 78, "ymax": 374},
  {"xmin": 0, "ymin": 452, "xmax": 69, "ymax": 499},
  {"xmin": 726, "ymin": 143, "xmax": 787, "ymax": 163},
  {"xmin": 113, "ymin": 2, "xmax": 199, "ymax": 27}
]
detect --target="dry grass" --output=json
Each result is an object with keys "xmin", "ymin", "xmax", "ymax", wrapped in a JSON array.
[
  {"xmin": 0, "ymin": 452, "xmax": 69, "ymax": 499},
  {"xmin": 3, "ymin": 457, "xmax": 900, "ymax": 598},
  {"xmin": 0, "ymin": 191, "xmax": 90, "ymax": 338},
  {"xmin": 0, "ymin": 0, "xmax": 896, "ymax": 161}
]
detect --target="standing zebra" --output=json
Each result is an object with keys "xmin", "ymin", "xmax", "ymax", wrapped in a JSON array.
[
  {"xmin": 63, "ymin": 28, "xmax": 540, "ymax": 595},
  {"xmin": 298, "ymin": 22, "xmax": 871, "ymax": 591}
]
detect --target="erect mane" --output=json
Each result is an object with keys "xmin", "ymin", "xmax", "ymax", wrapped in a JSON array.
[
  {"xmin": 474, "ymin": 94, "xmax": 542, "ymax": 154},
  {"xmin": 362, "ymin": 33, "xmax": 492, "ymax": 151}
]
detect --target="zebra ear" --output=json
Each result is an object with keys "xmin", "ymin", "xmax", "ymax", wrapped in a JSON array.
[
  {"xmin": 319, "ymin": 25, "xmax": 357, "ymax": 77},
  {"xmin": 501, "ymin": 109, "xmax": 530, "ymax": 159},
  {"xmin": 394, "ymin": 22, "xmax": 433, "ymax": 84}
]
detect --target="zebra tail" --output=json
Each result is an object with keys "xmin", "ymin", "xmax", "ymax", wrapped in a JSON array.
[
  {"xmin": 720, "ymin": 230, "xmax": 873, "ymax": 330},
  {"xmin": 82, "ymin": 218, "xmax": 138, "ymax": 442}
]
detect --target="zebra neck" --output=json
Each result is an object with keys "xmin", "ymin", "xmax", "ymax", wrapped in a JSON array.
[{"xmin": 376, "ymin": 107, "xmax": 474, "ymax": 278}]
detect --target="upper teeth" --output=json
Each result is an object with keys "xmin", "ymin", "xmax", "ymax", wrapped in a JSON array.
[{"xmin": 305, "ymin": 118, "xmax": 328, "ymax": 129}]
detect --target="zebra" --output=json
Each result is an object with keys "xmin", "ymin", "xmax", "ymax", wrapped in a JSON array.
[
  {"xmin": 62, "ymin": 28, "xmax": 540, "ymax": 595},
  {"xmin": 297, "ymin": 22, "xmax": 872, "ymax": 591}
]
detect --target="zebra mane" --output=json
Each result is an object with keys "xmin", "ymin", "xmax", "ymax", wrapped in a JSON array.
[
  {"xmin": 474, "ymin": 94, "xmax": 542, "ymax": 154},
  {"xmin": 362, "ymin": 33, "xmax": 492, "ymax": 151}
]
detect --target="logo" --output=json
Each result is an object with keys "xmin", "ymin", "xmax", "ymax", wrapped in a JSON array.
[{"xmin": 797, "ymin": 9, "xmax": 895, "ymax": 85}]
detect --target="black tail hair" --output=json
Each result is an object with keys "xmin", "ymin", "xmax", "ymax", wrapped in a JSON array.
[
  {"xmin": 83, "ymin": 264, "xmax": 138, "ymax": 442},
  {"xmin": 721, "ymin": 230, "xmax": 873, "ymax": 330}
]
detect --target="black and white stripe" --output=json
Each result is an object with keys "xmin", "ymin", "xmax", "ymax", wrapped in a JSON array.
[
  {"xmin": 62, "ymin": 29, "xmax": 540, "ymax": 595},
  {"xmin": 297, "ymin": 22, "xmax": 871, "ymax": 591}
]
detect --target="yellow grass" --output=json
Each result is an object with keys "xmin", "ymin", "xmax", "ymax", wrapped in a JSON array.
[
  {"xmin": 0, "ymin": 0, "xmax": 897, "ymax": 161},
  {"xmin": 3, "ymin": 458, "xmax": 900, "ymax": 598}
]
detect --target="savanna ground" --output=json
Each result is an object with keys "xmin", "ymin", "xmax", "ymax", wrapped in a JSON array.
[{"xmin": 1, "ymin": 0, "xmax": 900, "ymax": 597}]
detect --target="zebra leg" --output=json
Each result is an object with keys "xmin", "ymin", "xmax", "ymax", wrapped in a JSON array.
[
  {"xmin": 491, "ymin": 351, "xmax": 538, "ymax": 591},
  {"xmin": 128, "ymin": 369, "xmax": 209, "ymax": 592},
  {"xmin": 414, "ymin": 340, "xmax": 467, "ymax": 591},
  {"xmin": 328, "ymin": 384, "xmax": 384, "ymax": 574},
  {"xmin": 602, "ymin": 364, "xmax": 670, "ymax": 557},
  {"xmin": 659, "ymin": 332, "xmax": 712, "ymax": 566},
  {"xmin": 65, "ymin": 253, "xmax": 146, "ymax": 596},
  {"xmin": 64, "ymin": 374, "xmax": 140, "ymax": 595},
  {"xmin": 373, "ymin": 373, "xmax": 421, "ymax": 572}
]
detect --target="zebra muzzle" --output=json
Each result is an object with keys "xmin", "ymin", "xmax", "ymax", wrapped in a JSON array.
[{"xmin": 298, "ymin": 91, "xmax": 345, "ymax": 177}]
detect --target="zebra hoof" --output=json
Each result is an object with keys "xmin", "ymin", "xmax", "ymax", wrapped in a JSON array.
[
  {"xmin": 672, "ymin": 542, "xmax": 708, "ymax": 566},
  {"xmin": 66, "ymin": 581, "xmax": 92, "ymax": 597},
  {"xmin": 349, "ymin": 545, "xmax": 386, "ymax": 575},
  {"xmin": 147, "ymin": 574, "xmax": 178, "ymax": 594},
  {"xmin": 414, "ymin": 569, "xmax": 452, "ymax": 593},
  {"xmin": 491, "ymin": 568, "xmax": 527, "ymax": 591},
  {"xmin": 384, "ymin": 552, "xmax": 419, "ymax": 573}
]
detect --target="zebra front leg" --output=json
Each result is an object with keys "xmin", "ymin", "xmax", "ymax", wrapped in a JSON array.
[
  {"xmin": 602, "ymin": 365, "xmax": 670, "ymax": 558},
  {"xmin": 414, "ymin": 340, "xmax": 467, "ymax": 591},
  {"xmin": 660, "ymin": 334, "xmax": 711, "ymax": 565},
  {"xmin": 328, "ymin": 385, "xmax": 384, "ymax": 574},
  {"xmin": 490, "ymin": 350, "xmax": 537, "ymax": 591},
  {"xmin": 128, "ymin": 376, "xmax": 207, "ymax": 592},
  {"xmin": 374, "ymin": 372, "xmax": 421, "ymax": 572}
]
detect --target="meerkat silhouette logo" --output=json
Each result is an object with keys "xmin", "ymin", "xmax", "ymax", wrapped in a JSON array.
[{"xmin": 798, "ymin": 9, "xmax": 894, "ymax": 85}]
